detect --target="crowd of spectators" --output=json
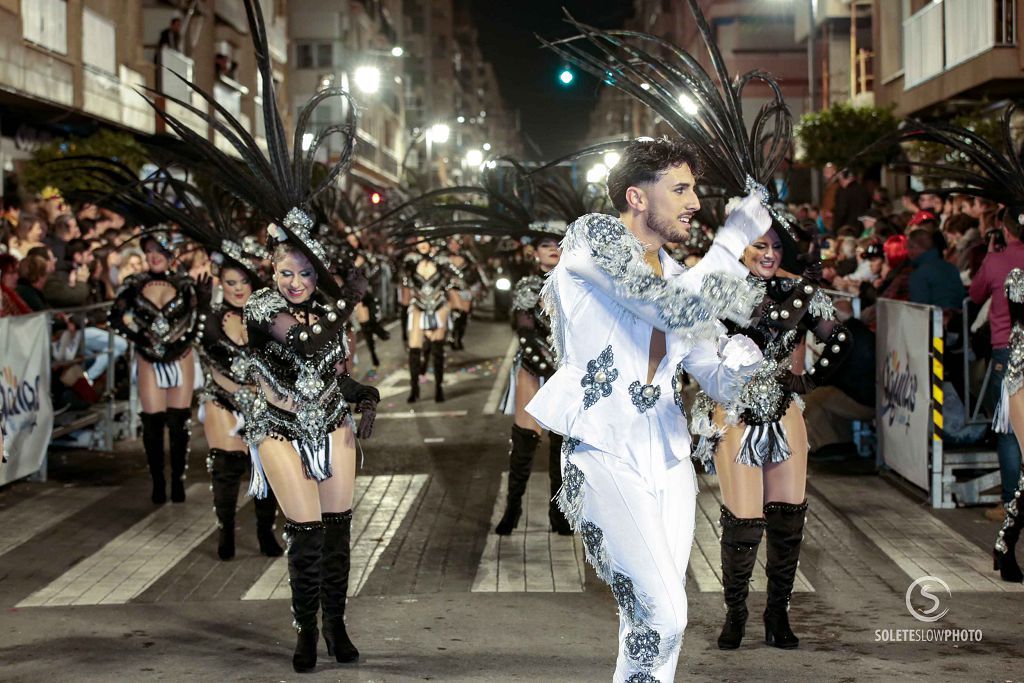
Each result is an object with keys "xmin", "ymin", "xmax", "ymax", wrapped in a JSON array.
[
  {"xmin": 784, "ymin": 173, "xmax": 1023, "ymax": 515},
  {"xmin": 0, "ymin": 188, "xmax": 146, "ymax": 417}
]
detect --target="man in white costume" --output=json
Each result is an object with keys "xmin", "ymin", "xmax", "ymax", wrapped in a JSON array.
[{"xmin": 527, "ymin": 138, "xmax": 771, "ymax": 682}]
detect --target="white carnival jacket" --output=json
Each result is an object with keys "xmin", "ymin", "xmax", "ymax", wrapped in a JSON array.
[{"xmin": 526, "ymin": 197, "xmax": 769, "ymax": 463}]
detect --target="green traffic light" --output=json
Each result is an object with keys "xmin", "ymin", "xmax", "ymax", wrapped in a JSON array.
[{"xmin": 559, "ymin": 69, "xmax": 574, "ymax": 85}]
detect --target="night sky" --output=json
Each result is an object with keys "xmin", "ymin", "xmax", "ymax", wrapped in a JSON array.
[{"xmin": 469, "ymin": 0, "xmax": 635, "ymax": 160}]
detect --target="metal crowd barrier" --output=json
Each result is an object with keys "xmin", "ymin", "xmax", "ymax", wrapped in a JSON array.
[{"xmin": 35, "ymin": 302, "xmax": 138, "ymax": 482}]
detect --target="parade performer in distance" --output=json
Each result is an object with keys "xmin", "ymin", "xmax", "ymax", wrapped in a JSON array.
[{"xmin": 108, "ymin": 228, "xmax": 198, "ymax": 505}]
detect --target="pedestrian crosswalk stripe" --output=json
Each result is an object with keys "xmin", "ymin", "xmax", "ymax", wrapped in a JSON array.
[
  {"xmin": 17, "ymin": 483, "xmax": 217, "ymax": 607},
  {"xmin": 482, "ymin": 336, "xmax": 519, "ymax": 415},
  {"xmin": 690, "ymin": 475, "xmax": 815, "ymax": 594},
  {"xmin": 242, "ymin": 474, "xmax": 428, "ymax": 600},
  {"xmin": 0, "ymin": 486, "xmax": 114, "ymax": 559},
  {"xmin": 473, "ymin": 472, "xmax": 586, "ymax": 593},
  {"xmin": 814, "ymin": 474, "xmax": 1024, "ymax": 593}
]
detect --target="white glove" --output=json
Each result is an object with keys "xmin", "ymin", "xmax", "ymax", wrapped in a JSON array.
[
  {"xmin": 715, "ymin": 191, "xmax": 773, "ymax": 258},
  {"xmin": 719, "ymin": 333, "xmax": 763, "ymax": 372}
]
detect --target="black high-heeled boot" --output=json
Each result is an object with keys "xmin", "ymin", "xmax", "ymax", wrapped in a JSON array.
[
  {"xmin": 254, "ymin": 488, "xmax": 284, "ymax": 557},
  {"xmin": 717, "ymin": 506, "xmax": 765, "ymax": 650},
  {"xmin": 547, "ymin": 433, "xmax": 572, "ymax": 535},
  {"xmin": 208, "ymin": 448, "xmax": 247, "ymax": 560},
  {"xmin": 994, "ymin": 478, "xmax": 1023, "ymax": 583},
  {"xmin": 140, "ymin": 412, "xmax": 167, "ymax": 504},
  {"xmin": 407, "ymin": 348, "xmax": 421, "ymax": 403},
  {"xmin": 322, "ymin": 511, "xmax": 359, "ymax": 663},
  {"xmin": 763, "ymin": 500, "xmax": 808, "ymax": 649},
  {"xmin": 432, "ymin": 343, "xmax": 445, "ymax": 402},
  {"xmin": 454, "ymin": 310, "xmax": 468, "ymax": 350},
  {"xmin": 284, "ymin": 519, "xmax": 324, "ymax": 673},
  {"xmin": 362, "ymin": 329, "xmax": 381, "ymax": 366},
  {"xmin": 165, "ymin": 407, "xmax": 192, "ymax": 503},
  {"xmin": 495, "ymin": 425, "xmax": 541, "ymax": 535}
]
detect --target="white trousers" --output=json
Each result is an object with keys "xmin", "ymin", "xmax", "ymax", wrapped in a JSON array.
[{"xmin": 559, "ymin": 440, "xmax": 697, "ymax": 683}]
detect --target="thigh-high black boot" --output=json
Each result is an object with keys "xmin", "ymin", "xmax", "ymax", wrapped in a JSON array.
[
  {"xmin": 432, "ymin": 343, "xmax": 445, "ymax": 402},
  {"xmin": 254, "ymin": 487, "xmax": 285, "ymax": 557},
  {"xmin": 407, "ymin": 348, "xmax": 421, "ymax": 403},
  {"xmin": 208, "ymin": 448, "xmax": 247, "ymax": 559},
  {"xmin": 547, "ymin": 433, "xmax": 572, "ymax": 535},
  {"xmin": 284, "ymin": 519, "xmax": 324, "ymax": 673},
  {"xmin": 140, "ymin": 412, "xmax": 167, "ymax": 504},
  {"xmin": 321, "ymin": 511, "xmax": 359, "ymax": 663},
  {"xmin": 717, "ymin": 506, "xmax": 766, "ymax": 649},
  {"xmin": 763, "ymin": 500, "xmax": 808, "ymax": 649},
  {"xmin": 994, "ymin": 472, "xmax": 1024, "ymax": 582},
  {"xmin": 455, "ymin": 309, "xmax": 468, "ymax": 350},
  {"xmin": 165, "ymin": 407, "xmax": 192, "ymax": 503},
  {"xmin": 495, "ymin": 425, "xmax": 541, "ymax": 535}
]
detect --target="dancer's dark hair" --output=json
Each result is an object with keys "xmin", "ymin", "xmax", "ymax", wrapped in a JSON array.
[{"xmin": 606, "ymin": 137, "xmax": 703, "ymax": 213}]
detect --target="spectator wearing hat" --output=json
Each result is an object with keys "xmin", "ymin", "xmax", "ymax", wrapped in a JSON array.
[
  {"xmin": 970, "ymin": 208, "xmax": 1024, "ymax": 515},
  {"xmin": 857, "ymin": 208, "xmax": 885, "ymax": 238}
]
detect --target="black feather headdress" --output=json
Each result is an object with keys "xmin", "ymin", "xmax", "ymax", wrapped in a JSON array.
[
  {"xmin": 59, "ymin": 156, "xmax": 267, "ymax": 282},
  {"xmin": 377, "ymin": 157, "xmax": 574, "ymax": 245},
  {"xmin": 859, "ymin": 102, "xmax": 1024, "ymax": 221},
  {"xmin": 539, "ymin": 0, "xmax": 797, "ymax": 238},
  {"xmin": 140, "ymin": 0, "xmax": 355, "ymax": 297}
]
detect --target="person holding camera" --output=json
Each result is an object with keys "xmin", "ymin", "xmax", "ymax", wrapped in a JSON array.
[{"xmin": 970, "ymin": 209, "xmax": 1024, "ymax": 520}]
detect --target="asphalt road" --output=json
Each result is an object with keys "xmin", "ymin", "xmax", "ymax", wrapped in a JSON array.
[{"xmin": 0, "ymin": 315, "xmax": 1021, "ymax": 682}]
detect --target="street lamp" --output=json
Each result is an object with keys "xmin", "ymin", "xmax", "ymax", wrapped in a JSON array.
[
  {"xmin": 427, "ymin": 123, "xmax": 450, "ymax": 144},
  {"xmin": 390, "ymin": 46, "xmax": 404, "ymax": 57},
  {"xmin": 353, "ymin": 65, "xmax": 381, "ymax": 94},
  {"xmin": 465, "ymin": 149, "xmax": 484, "ymax": 167}
]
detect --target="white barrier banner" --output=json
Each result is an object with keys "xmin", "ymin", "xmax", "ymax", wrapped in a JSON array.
[
  {"xmin": 1, "ymin": 313, "xmax": 53, "ymax": 485},
  {"xmin": 876, "ymin": 300, "xmax": 931, "ymax": 490}
]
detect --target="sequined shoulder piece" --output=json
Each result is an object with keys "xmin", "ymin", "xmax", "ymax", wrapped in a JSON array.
[
  {"xmin": 1006, "ymin": 269, "xmax": 1024, "ymax": 304},
  {"xmin": 512, "ymin": 275, "xmax": 544, "ymax": 312},
  {"xmin": 807, "ymin": 287, "xmax": 836, "ymax": 321},
  {"xmin": 563, "ymin": 213, "xmax": 761, "ymax": 339},
  {"xmin": 244, "ymin": 287, "xmax": 287, "ymax": 324}
]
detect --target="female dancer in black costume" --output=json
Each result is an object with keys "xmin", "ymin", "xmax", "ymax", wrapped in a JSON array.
[
  {"xmin": 401, "ymin": 240, "xmax": 461, "ymax": 402},
  {"xmin": 144, "ymin": 0, "xmax": 381, "ymax": 670},
  {"xmin": 691, "ymin": 225, "xmax": 850, "ymax": 650},
  {"xmin": 108, "ymin": 229, "xmax": 198, "ymax": 504},
  {"xmin": 495, "ymin": 229, "xmax": 572, "ymax": 535},
  {"xmin": 196, "ymin": 254, "xmax": 283, "ymax": 559}
]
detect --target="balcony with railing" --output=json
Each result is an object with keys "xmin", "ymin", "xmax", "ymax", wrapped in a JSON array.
[{"xmin": 904, "ymin": 0, "xmax": 1017, "ymax": 90}]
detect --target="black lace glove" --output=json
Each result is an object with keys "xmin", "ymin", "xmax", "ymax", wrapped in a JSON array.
[
  {"xmin": 339, "ymin": 264, "xmax": 370, "ymax": 311},
  {"xmin": 797, "ymin": 246, "xmax": 824, "ymax": 284},
  {"xmin": 195, "ymin": 273, "xmax": 214, "ymax": 303},
  {"xmin": 355, "ymin": 398, "xmax": 377, "ymax": 439}
]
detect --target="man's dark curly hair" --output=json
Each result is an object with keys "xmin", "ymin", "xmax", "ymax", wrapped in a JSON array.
[{"xmin": 606, "ymin": 137, "xmax": 704, "ymax": 213}]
